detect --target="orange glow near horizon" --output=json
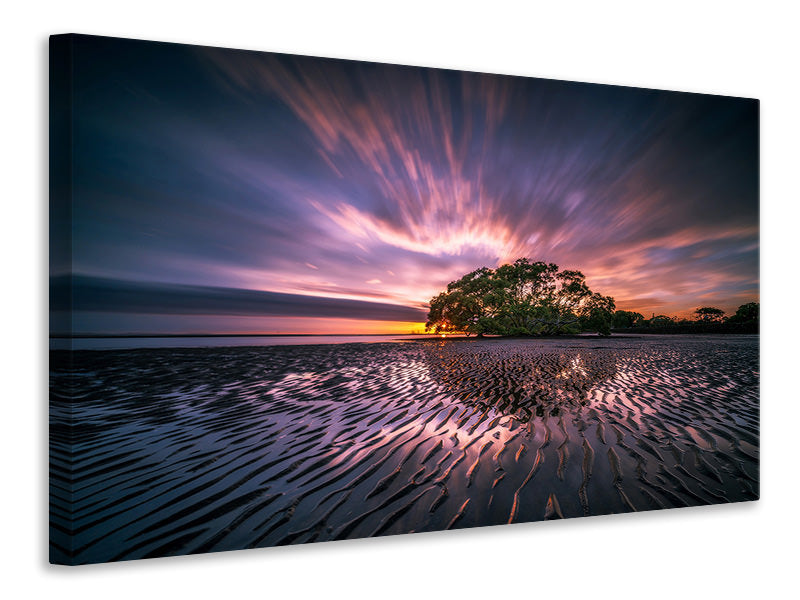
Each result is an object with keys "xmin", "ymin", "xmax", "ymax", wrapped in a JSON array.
[
  {"xmin": 263, "ymin": 318, "xmax": 429, "ymax": 335},
  {"xmin": 189, "ymin": 318, "xmax": 431, "ymax": 336},
  {"xmin": 67, "ymin": 311, "xmax": 430, "ymax": 337}
]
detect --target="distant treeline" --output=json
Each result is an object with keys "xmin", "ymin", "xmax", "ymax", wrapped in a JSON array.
[{"xmin": 611, "ymin": 302, "xmax": 759, "ymax": 335}]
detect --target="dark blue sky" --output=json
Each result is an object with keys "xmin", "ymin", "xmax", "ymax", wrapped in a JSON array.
[{"xmin": 52, "ymin": 35, "xmax": 758, "ymax": 334}]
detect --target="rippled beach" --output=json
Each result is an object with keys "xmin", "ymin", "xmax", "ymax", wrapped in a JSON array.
[{"xmin": 50, "ymin": 335, "xmax": 759, "ymax": 564}]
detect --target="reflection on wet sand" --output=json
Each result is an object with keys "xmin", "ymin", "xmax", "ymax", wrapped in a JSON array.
[
  {"xmin": 50, "ymin": 336, "xmax": 759, "ymax": 564},
  {"xmin": 424, "ymin": 342, "xmax": 618, "ymax": 419}
]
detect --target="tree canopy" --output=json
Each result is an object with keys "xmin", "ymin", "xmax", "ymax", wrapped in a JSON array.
[
  {"xmin": 425, "ymin": 258, "xmax": 615, "ymax": 336},
  {"xmin": 612, "ymin": 310, "xmax": 644, "ymax": 328},
  {"xmin": 728, "ymin": 302, "xmax": 759, "ymax": 324},
  {"xmin": 694, "ymin": 306, "xmax": 726, "ymax": 323}
]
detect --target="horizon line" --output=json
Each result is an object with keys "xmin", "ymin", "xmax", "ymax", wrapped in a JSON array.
[{"xmin": 50, "ymin": 332, "xmax": 437, "ymax": 339}]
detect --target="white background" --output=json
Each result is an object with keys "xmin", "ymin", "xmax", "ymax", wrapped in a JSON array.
[{"xmin": 3, "ymin": 1, "xmax": 797, "ymax": 598}]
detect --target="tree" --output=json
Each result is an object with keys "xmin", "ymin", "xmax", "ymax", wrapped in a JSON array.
[
  {"xmin": 612, "ymin": 310, "xmax": 644, "ymax": 328},
  {"xmin": 694, "ymin": 306, "xmax": 726, "ymax": 323},
  {"xmin": 425, "ymin": 258, "xmax": 615, "ymax": 336},
  {"xmin": 728, "ymin": 302, "xmax": 759, "ymax": 324},
  {"xmin": 647, "ymin": 314, "xmax": 675, "ymax": 327},
  {"xmin": 579, "ymin": 294, "xmax": 617, "ymax": 336}
]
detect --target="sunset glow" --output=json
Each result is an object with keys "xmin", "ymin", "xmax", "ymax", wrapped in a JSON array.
[{"xmin": 53, "ymin": 36, "xmax": 758, "ymax": 334}]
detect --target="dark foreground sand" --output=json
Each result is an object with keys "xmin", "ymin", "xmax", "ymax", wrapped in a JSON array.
[{"xmin": 50, "ymin": 335, "xmax": 759, "ymax": 564}]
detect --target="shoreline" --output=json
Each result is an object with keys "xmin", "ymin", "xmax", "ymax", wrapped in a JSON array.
[
  {"xmin": 49, "ymin": 331, "xmax": 759, "ymax": 352},
  {"xmin": 50, "ymin": 330, "xmax": 760, "ymax": 339}
]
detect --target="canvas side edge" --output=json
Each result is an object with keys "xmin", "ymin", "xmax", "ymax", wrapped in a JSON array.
[{"xmin": 49, "ymin": 33, "xmax": 77, "ymax": 566}]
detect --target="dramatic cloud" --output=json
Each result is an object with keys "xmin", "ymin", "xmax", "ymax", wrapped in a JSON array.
[
  {"xmin": 52, "ymin": 275, "xmax": 426, "ymax": 319},
  {"xmin": 54, "ymin": 36, "xmax": 758, "ymax": 334}
]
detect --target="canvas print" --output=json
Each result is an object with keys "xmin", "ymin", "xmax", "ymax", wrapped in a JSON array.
[{"xmin": 49, "ymin": 34, "xmax": 759, "ymax": 565}]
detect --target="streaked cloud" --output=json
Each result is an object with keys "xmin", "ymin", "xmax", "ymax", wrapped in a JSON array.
[{"xmin": 52, "ymin": 275, "xmax": 426, "ymax": 322}]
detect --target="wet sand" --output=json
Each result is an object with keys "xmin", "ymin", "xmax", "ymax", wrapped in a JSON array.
[{"xmin": 50, "ymin": 335, "xmax": 759, "ymax": 564}]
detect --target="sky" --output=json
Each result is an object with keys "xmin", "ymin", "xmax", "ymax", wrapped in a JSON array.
[{"xmin": 51, "ymin": 35, "xmax": 759, "ymax": 335}]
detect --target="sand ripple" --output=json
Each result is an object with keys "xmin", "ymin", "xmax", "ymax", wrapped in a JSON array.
[{"xmin": 50, "ymin": 335, "xmax": 759, "ymax": 564}]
